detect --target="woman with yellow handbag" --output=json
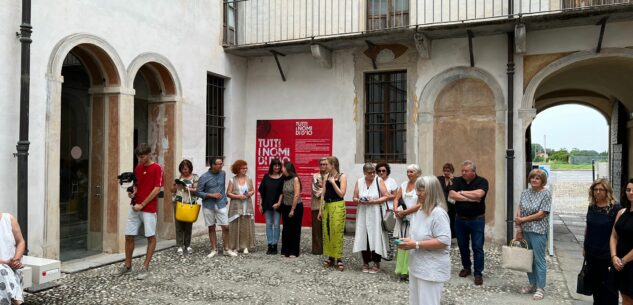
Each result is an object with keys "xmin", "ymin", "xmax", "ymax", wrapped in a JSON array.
[{"xmin": 171, "ymin": 160, "xmax": 199, "ymax": 255}]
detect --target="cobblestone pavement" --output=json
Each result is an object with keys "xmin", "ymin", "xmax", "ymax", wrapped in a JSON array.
[{"xmin": 26, "ymin": 230, "xmax": 575, "ymax": 305}]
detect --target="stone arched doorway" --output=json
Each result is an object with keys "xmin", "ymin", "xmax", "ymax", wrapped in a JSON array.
[
  {"xmin": 128, "ymin": 54, "xmax": 182, "ymax": 239},
  {"xmin": 418, "ymin": 66, "xmax": 506, "ymax": 242},
  {"xmin": 47, "ymin": 34, "xmax": 129, "ymax": 259},
  {"xmin": 433, "ymin": 77, "xmax": 497, "ymax": 223}
]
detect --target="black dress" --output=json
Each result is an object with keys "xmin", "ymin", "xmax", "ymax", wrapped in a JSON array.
[
  {"xmin": 584, "ymin": 204, "xmax": 621, "ymax": 305},
  {"xmin": 614, "ymin": 208, "xmax": 633, "ymax": 297}
]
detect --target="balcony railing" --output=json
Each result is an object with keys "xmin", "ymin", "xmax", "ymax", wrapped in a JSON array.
[{"xmin": 226, "ymin": 0, "xmax": 632, "ymax": 47}]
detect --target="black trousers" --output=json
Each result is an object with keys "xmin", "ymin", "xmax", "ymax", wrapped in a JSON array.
[
  {"xmin": 281, "ymin": 203, "xmax": 303, "ymax": 257},
  {"xmin": 586, "ymin": 255, "xmax": 619, "ymax": 305},
  {"xmin": 361, "ymin": 237, "xmax": 382, "ymax": 264}
]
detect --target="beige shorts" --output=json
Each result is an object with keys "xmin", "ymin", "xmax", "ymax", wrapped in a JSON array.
[
  {"xmin": 125, "ymin": 209, "xmax": 157, "ymax": 237},
  {"xmin": 203, "ymin": 206, "xmax": 228, "ymax": 226}
]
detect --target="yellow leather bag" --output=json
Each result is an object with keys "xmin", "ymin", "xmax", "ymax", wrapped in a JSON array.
[
  {"xmin": 174, "ymin": 187, "xmax": 200, "ymax": 223},
  {"xmin": 175, "ymin": 201, "xmax": 201, "ymax": 223}
]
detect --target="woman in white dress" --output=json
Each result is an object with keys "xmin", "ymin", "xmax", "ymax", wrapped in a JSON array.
[
  {"xmin": 0, "ymin": 213, "xmax": 25, "ymax": 305},
  {"xmin": 393, "ymin": 164, "xmax": 422, "ymax": 281},
  {"xmin": 397, "ymin": 176, "xmax": 451, "ymax": 305},
  {"xmin": 352, "ymin": 163, "xmax": 389, "ymax": 273}
]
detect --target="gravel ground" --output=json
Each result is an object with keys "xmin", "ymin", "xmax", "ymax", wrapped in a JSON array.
[{"xmin": 25, "ymin": 229, "xmax": 575, "ymax": 305}]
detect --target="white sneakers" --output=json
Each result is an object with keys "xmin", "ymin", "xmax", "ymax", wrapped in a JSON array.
[
  {"xmin": 187, "ymin": 247, "xmax": 193, "ymax": 254},
  {"xmin": 243, "ymin": 248, "xmax": 249, "ymax": 254},
  {"xmin": 177, "ymin": 247, "xmax": 184, "ymax": 255},
  {"xmin": 206, "ymin": 249, "xmax": 239, "ymax": 257}
]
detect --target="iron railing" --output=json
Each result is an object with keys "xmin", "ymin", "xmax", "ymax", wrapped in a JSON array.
[{"xmin": 227, "ymin": 0, "xmax": 631, "ymax": 46}]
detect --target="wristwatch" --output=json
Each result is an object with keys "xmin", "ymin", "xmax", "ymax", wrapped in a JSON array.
[{"xmin": 415, "ymin": 241, "xmax": 420, "ymax": 250}]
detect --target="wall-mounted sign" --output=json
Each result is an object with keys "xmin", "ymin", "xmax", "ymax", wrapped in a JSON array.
[{"xmin": 255, "ymin": 119, "xmax": 333, "ymax": 226}]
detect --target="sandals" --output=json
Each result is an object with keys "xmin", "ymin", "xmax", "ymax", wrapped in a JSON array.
[
  {"xmin": 532, "ymin": 288, "xmax": 544, "ymax": 301},
  {"xmin": 368, "ymin": 263, "xmax": 380, "ymax": 274},
  {"xmin": 336, "ymin": 261, "xmax": 345, "ymax": 272},
  {"xmin": 323, "ymin": 258, "xmax": 334, "ymax": 268},
  {"xmin": 362, "ymin": 264, "xmax": 370, "ymax": 273},
  {"xmin": 520, "ymin": 285, "xmax": 536, "ymax": 294}
]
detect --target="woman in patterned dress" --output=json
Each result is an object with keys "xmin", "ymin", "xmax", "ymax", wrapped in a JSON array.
[
  {"xmin": 0, "ymin": 213, "xmax": 25, "ymax": 305},
  {"xmin": 514, "ymin": 169, "xmax": 552, "ymax": 301}
]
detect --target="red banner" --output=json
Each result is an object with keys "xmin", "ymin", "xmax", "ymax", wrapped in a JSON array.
[{"xmin": 255, "ymin": 119, "xmax": 333, "ymax": 226}]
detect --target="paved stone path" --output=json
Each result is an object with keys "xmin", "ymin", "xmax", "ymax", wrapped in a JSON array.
[{"xmin": 23, "ymin": 170, "xmax": 603, "ymax": 305}]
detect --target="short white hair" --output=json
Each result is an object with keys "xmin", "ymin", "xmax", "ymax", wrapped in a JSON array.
[{"xmin": 406, "ymin": 164, "xmax": 421, "ymax": 177}]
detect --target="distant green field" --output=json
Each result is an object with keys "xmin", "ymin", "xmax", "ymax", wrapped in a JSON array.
[{"xmin": 540, "ymin": 163, "xmax": 593, "ymax": 170}]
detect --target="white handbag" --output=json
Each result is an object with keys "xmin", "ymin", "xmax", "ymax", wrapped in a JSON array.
[{"xmin": 501, "ymin": 239, "xmax": 533, "ymax": 273}]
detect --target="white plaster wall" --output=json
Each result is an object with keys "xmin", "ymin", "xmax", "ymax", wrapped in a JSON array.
[
  {"xmin": 0, "ymin": 0, "xmax": 247, "ymax": 256},
  {"xmin": 0, "ymin": 1, "xmax": 22, "ymax": 217},
  {"xmin": 243, "ymin": 50, "xmax": 380, "ymax": 194}
]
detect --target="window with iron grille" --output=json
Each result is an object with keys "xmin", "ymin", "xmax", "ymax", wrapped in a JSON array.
[
  {"xmin": 223, "ymin": 1, "xmax": 238, "ymax": 45},
  {"xmin": 367, "ymin": 0, "xmax": 409, "ymax": 31},
  {"xmin": 365, "ymin": 71, "xmax": 407, "ymax": 163},
  {"xmin": 206, "ymin": 75, "xmax": 225, "ymax": 163}
]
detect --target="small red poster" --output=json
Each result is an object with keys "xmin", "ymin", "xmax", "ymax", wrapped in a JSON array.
[{"xmin": 255, "ymin": 119, "xmax": 333, "ymax": 226}]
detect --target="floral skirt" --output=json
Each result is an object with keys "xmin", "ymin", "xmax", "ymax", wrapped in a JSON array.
[
  {"xmin": 0, "ymin": 264, "xmax": 23, "ymax": 303},
  {"xmin": 322, "ymin": 201, "xmax": 346, "ymax": 259}
]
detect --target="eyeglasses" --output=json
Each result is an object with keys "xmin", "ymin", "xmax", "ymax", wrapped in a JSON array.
[
  {"xmin": 319, "ymin": 163, "xmax": 327, "ymax": 166},
  {"xmin": 377, "ymin": 169, "xmax": 387, "ymax": 173}
]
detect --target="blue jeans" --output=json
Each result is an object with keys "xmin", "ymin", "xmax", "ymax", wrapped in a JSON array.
[
  {"xmin": 455, "ymin": 216, "xmax": 485, "ymax": 276},
  {"xmin": 264, "ymin": 209, "xmax": 281, "ymax": 245},
  {"xmin": 524, "ymin": 231, "xmax": 547, "ymax": 289}
]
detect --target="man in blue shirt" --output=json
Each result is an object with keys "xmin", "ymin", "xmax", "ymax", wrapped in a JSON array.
[{"xmin": 197, "ymin": 157, "xmax": 237, "ymax": 257}]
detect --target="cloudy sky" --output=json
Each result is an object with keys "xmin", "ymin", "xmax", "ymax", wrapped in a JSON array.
[{"xmin": 530, "ymin": 104, "xmax": 608, "ymax": 152}]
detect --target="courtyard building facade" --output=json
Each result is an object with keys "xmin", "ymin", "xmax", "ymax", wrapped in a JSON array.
[{"xmin": 1, "ymin": 0, "xmax": 633, "ymax": 260}]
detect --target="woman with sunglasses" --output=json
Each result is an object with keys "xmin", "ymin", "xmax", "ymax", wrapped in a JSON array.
[{"xmin": 583, "ymin": 178, "xmax": 620, "ymax": 304}]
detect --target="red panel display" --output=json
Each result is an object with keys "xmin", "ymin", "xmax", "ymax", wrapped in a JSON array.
[{"xmin": 255, "ymin": 119, "xmax": 333, "ymax": 226}]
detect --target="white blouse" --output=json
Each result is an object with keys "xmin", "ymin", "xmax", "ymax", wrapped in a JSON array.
[{"xmin": 408, "ymin": 206, "xmax": 451, "ymax": 283}]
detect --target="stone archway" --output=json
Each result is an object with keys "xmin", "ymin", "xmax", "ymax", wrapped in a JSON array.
[
  {"xmin": 418, "ymin": 66, "xmax": 506, "ymax": 242},
  {"xmin": 128, "ymin": 54, "xmax": 182, "ymax": 239},
  {"xmin": 518, "ymin": 48, "xmax": 633, "ymax": 200},
  {"xmin": 46, "ymin": 33, "xmax": 130, "ymax": 258}
]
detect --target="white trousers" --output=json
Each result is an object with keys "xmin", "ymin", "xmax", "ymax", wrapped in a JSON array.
[{"xmin": 409, "ymin": 275, "xmax": 444, "ymax": 305}]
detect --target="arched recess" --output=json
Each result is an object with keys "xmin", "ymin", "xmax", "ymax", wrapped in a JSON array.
[
  {"xmin": 519, "ymin": 48, "xmax": 633, "ymax": 201},
  {"xmin": 45, "ymin": 33, "xmax": 131, "ymax": 259},
  {"xmin": 128, "ymin": 53, "xmax": 182, "ymax": 239},
  {"xmin": 418, "ymin": 66, "xmax": 506, "ymax": 242}
]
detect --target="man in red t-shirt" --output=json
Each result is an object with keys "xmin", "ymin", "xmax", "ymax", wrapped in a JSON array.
[{"xmin": 116, "ymin": 143, "xmax": 164, "ymax": 280}]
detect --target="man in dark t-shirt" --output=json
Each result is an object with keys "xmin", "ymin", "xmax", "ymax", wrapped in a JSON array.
[{"xmin": 449, "ymin": 160, "xmax": 489, "ymax": 286}]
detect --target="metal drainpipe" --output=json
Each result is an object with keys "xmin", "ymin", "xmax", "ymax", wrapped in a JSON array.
[
  {"xmin": 16, "ymin": 0, "xmax": 32, "ymax": 252},
  {"xmin": 506, "ymin": 31, "xmax": 515, "ymax": 244}
]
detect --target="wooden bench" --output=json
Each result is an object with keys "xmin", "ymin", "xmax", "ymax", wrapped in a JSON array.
[{"xmin": 344, "ymin": 201, "xmax": 357, "ymax": 234}]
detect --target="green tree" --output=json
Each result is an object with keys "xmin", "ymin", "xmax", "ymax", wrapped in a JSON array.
[
  {"xmin": 531, "ymin": 143, "xmax": 544, "ymax": 161},
  {"xmin": 549, "ymin": 149, "xmax": 569, "ymax": 163}
]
